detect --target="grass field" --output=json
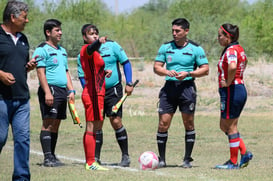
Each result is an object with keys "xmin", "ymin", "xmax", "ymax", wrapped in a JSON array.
[{"xmin": 1, "ymin": 59, "xmax": 273, "ymax": 181}]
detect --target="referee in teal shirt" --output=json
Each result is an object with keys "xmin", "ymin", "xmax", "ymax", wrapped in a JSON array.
[
  {"xmin": 77, "ymin": 24, "xmax": 134, "ymax": 167},
  {"xmin": 154, "ymin": 18, "xmax": 209, "ymax": 168}
]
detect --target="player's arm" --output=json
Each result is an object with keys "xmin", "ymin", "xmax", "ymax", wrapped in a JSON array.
[
  {"xmin": 37, "ymin": 67, "xmax": 53, "ymax": 106},
  {"xmin": 122, "ymin": 60, "xmax": 134, "ymax": 96},
  {"xmin": 153, "ymin": 61, "xmax": 178, "ymax": 77},
  {"xmin": 226, "ymin": 62, "xmax": 237, "ymax": 86},
  {"xmin": 189, "ymin": 64, "xmax": 209, "ymax": 78},
  {"xmin": 221, "ymin": 49, "xmax": 238, "ymax": 87},
  {"xmin": 66, "ymin": 70, "xmax": 75, "ymax": 102},
  {"xmin": 86, "ymin": 37, "xmax": 107, "ymax": 55}
]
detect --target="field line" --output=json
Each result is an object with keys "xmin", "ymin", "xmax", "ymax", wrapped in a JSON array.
[{"xmin": 6, "ymin": 145, "xmax": 142, "ymax": 173}]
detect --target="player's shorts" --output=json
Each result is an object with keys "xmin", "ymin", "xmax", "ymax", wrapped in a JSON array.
[
  {"xmin": 158, "ymin": 80, "xmax": 196, "ymax": 114},
  {"xmin": 104, "ymin": 83, "xmax": 123, "ymax": 117},
  {"xmin": 82, "ymin": 93, "xmax": 104, "ymax": 122},
  {"xmin": 219, "ymin": 84, "xmax": 247, "ymax": 119},
  {"xmin": 38, "ymin": 85, "xmax": 67, "ymax": 120}
]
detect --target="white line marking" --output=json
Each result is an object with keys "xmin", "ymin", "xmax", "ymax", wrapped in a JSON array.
[
  {"xmin": 7, "ymin": 146, "xmax": 140, "ymax": 172},
  {"xmin": 6, "ymin": 146, "xmax": 172, "ymax": 176}
]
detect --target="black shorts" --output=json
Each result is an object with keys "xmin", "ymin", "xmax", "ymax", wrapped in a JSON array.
[
  {"xmin": 104, "ymin": 83, "xmax": 123, "ymax": 117},
  {"xmin": 38, "ymin": 85, "xmax": 67, "ymax": 120},
  {"xmin": 158, "ymin": 80, "xmax": 196, "ymax": 114}
]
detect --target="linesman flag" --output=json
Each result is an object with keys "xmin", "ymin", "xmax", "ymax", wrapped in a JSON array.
[{"xmin": 68, "ymin": 100, "xmax": 82, "ymax": 128}]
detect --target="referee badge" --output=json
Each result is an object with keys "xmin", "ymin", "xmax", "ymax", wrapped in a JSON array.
[{"xmin": 167, "ymin": 55, "xmax": 172, "ymax": 63}]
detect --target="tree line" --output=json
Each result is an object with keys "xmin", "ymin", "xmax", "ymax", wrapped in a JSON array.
[{"xmin": 1, "ymin": 0, "xmax": 272, "ymax": 61}]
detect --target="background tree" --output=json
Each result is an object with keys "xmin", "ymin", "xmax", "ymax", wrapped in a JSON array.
[{"xmin": 1, "ymin": 0, "xmax": 272, "ymax": 60}]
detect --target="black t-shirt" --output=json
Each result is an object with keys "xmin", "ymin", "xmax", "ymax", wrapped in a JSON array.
[{"xmin": 0, "ymin": 25, "xmax": 30, "ymax": 100}]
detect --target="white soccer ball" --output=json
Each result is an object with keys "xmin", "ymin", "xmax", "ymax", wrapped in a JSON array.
[{"xmin": 138, "ymin": 151, "xmax": 159, "ymax": 170}]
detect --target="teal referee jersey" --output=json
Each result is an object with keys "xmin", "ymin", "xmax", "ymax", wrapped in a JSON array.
[
  {"xmin": 100, "ymin": 40, "xmax": 128, "ymax": 89},
  {"xmin": 155, "ymin": 40, "xmax": 208, "ymax": 81},
  {"xmin": 32, "ymin": 43, "xmax": 68, "ymax": 88}
]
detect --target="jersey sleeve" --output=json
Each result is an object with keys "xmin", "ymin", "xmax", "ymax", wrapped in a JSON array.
[
  {"xmin": 32, "ymin": 47, "xmax": 47, "ymax": 67},
  {"xmin": 155, "ymin": 44, "xmax": 166, "ymax": 63},
  {"xmin": 195, "ymin": 46, "xmax": 208, "ymax": 66},
  {"xmin": 63, "ymin": 49, "xmax": 69, "ymax": 71},
  {"xmin": 77, "ymin": 53, "xmax": 85, "ymax": 77},
  {"xmin": 226, "ymin": 48, "xmax": 238, "ymax": 64},
  {"xmin": 113, "ymin": 41, "xmax": 128, "ymax": 64}
]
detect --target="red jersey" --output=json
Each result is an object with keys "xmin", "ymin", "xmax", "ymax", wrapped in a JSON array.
[
  {"xmin": 218, "ymin": 43, "xmax": 247, "ymax": 88},
  {"xmin": 80, "ymin": 44, "xmax": 105, "ymax": 96}
]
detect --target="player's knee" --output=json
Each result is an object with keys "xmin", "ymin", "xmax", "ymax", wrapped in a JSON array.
[{"xmin": 158, "ymin": 123, "xmax": 169, "ymax": 132}]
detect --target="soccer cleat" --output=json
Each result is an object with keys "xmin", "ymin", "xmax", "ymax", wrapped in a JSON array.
[
  {"xmin": 85, "ymin": 162, "xmax": 109, "ymax": 171},
  {"xmin": 95, "ymin": 157, "xmax": 102, "ymax": 165},
  {"xmin": 239, "ymin": 151, "xmax": 253, "ymax": 168},
  {"xmin": 181, "ymin": 157, "xmax": 193, "ymax": 168},
  {"xmin": 214, "ymin": 160, "xmax": 239, "ymax": 169},
  {"xmin": 43, "ymin": 155, "xmax": 63, "ymax": 167},
  {"xmin": 53, "ymin": 155, "xmax": 65, "ymax": 166},
  {"xmin": 43, "ymin": 157, "xmax": 56, "ymax": 167},
  {"xmin": 158, "ymin": 157, "xmax": 166, "ymax": 168},
  {"xmin": 118, "ymin": 155, "xmax": 131, "ymax": 167},
  {"xmin": 182, "ymin": 160, "xmax": 192, "ymax": 168}
]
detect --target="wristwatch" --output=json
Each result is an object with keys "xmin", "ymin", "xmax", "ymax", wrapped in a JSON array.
[
  {"xmin": 186, "ymin": 72, "xmax": 191, "ymax": 77},
  {"xmin": 126, "ymin": 82, "xmax": 133, "ymax": 87}
]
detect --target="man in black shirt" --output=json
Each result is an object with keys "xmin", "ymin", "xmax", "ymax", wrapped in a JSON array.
[{"xmin": 0, "ymin": 1, "xmax": 37, "ymax": 181}]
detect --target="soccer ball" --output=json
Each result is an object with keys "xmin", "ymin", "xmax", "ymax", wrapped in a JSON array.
[{"xmin": 138, "ymin": 151, "xmax": 159, "ymax": 170}]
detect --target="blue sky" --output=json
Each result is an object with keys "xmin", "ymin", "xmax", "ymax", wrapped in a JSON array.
[
  {"xmin": 37, "ymin": 0, "xmax": 257, "ymax": 14},
  {"xmin": 101, "ymin": 0, "xmax": 150, "ymax": 14},
  {"xmin": 101, "ymin": 0, "xmax": 257, "ymax": 14}
]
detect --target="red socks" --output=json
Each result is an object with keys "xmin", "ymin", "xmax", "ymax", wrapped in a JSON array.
[
  {"xmin": 239, "ymin": 137, "xmax": 246, "ymax": 155},
  {"xmin": 228, "ymin": 133, "xmax": 240, "ymax": 164},
  {"xmin": 83, "ymin": 131, "xmax": 96, "ymax": 165}
]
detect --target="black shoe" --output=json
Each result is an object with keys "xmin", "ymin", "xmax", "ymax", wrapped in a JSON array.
[
  {"xmin": 53, "ymin": 155, "xmax": 65, "ymax": 166},
  {"xmin": 158, "ymin": 157, "xmax": 166, "ymax": 168},
  {"xmin": 44, "ymin": 155, "xmax": 64, "ymax": 167},
  {"xmin": 118, "ymin": 155, "xmax": 130, "ymax": 167},
  {"xmin": 43, "ymin": 155, "xmax": 57, "ymax": 167},
  {"xmin": 181, "ymin": 157, "xmax": 193, "ymax": 168}
]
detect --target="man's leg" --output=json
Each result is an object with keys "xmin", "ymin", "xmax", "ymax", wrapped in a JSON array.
[
  {"xmin": 0, "ymin": 100, "xmax": 9, "ymax": 153},
  {"xmin": 182, "ymin": 113, "xmax": 195, "ymax": 168},
  {"xmin": 157, "ymin": 113, "xmax": 173, "ymax": 167},
  {"xmin": 12, "ymin": 100, "xmax": 31, "ymax": 181}
]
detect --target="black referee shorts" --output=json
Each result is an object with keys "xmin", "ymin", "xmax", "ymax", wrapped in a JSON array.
[
  {"xmin": 158, "ymin": 80, "xmax": 196, "ymax": 114},
  {"xmin": 38, "ymin": 85, "xmax": 67, "ymax": 120},
  {"xmin": 104, "ymin": 83, "xmax": 123, "ymax": 117}
]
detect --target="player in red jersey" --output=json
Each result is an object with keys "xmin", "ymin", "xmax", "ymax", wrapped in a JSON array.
[
  {"xmin": 215, "ymin": 23, "xmax": 253, "ymax": 169},
  {"xmin": 80, "ymin": 24, "xmax": 112, "ymax": 171}
]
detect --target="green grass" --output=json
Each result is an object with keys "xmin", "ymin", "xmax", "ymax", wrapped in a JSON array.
[{"xmin": 1, "ymin": 61, "xmax": 273, "ymax": 181}]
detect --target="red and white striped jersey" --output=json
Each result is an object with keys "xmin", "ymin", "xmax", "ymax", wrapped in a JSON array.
[{"xmin": 218, "ymin": 43, "xmax": 247, "ymax": 88}]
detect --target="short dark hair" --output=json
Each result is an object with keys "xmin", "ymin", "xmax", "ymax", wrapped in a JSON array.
[
  {"xmin": 3, "ymin": 0, "xmax": 28, "ymax": 23},
  {"xmin": 221, "ymin": 23, "xmax": 239, "ymax": 42},
  {"xmin": 172, "ymin": 18, "xmax": 190, "ymax": 29},
  {"xmin": 43, "ymin": 19, "xmax": 62, "ymax": 39},
  {"xmin": 81, "ymin": 24, "xmax": 99, "ymax": 36}
]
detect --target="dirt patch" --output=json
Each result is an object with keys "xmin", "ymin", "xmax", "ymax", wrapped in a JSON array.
[{"xmin": 27, "ymin": 60, "xmax": 273, "ymax": 113}]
